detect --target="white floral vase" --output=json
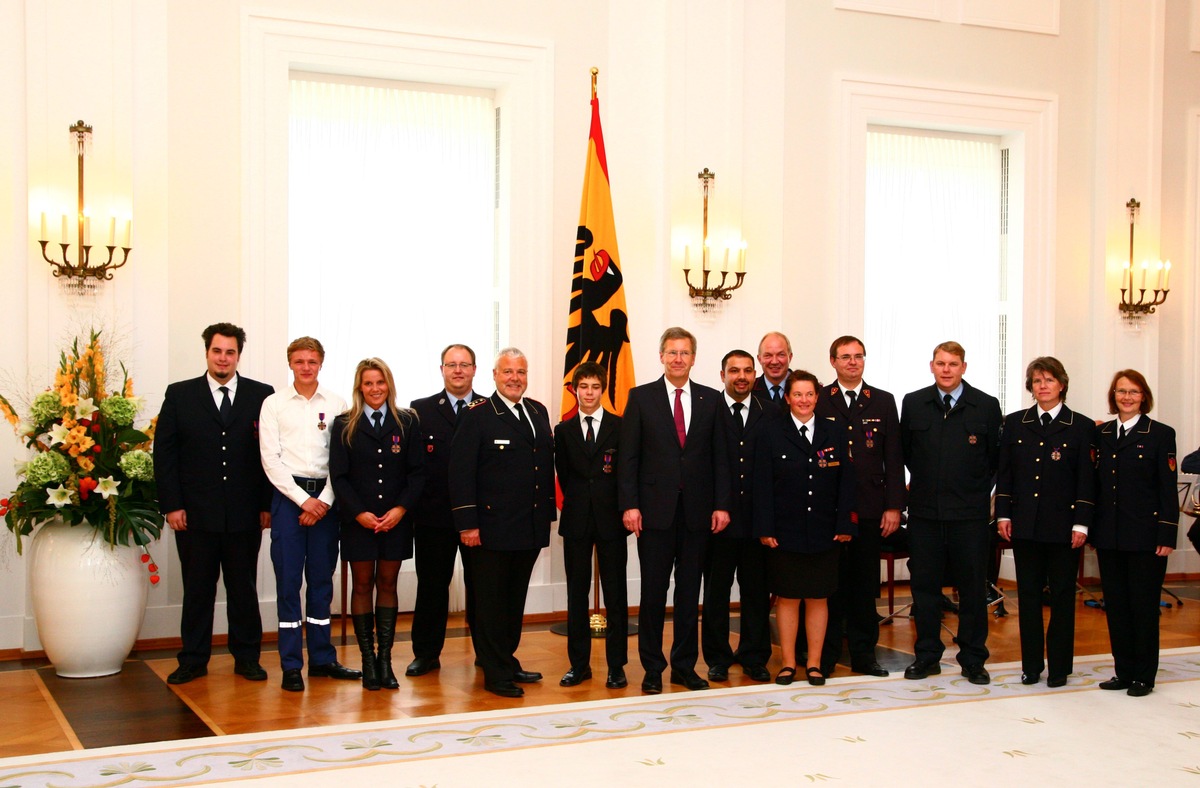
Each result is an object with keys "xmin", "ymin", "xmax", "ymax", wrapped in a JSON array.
[{"xmin": 29, "ymin": 519, "xmax": 149, "ymax": 677}]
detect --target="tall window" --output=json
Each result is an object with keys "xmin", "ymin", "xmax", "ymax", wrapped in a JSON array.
[
  {"xmin": 288, "ymin": 75, "xmax": 499, "ymax": 398},
  {"xmin": 864, "ymin": 127, "xmax": 1021, "ymax": 410}
]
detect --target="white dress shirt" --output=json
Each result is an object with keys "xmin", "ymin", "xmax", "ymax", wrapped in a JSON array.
[
  {"xmin": 259, "ymin": 384, "xmax": 347, "ymax": 507},
  {"xmin": 841, "ymin": 382, "xmax": 862, "ymax": 409},
  {"xmin": 207, "ymin": 372, "xmax": 238, "ymax": 409},
  {"xmin": 579, "ymin": 408, "xmax": 603, "ymax": 438},
  {"xmin": 663, "ymin": 378, "xmax": 692, "ymax": 433},
  {"xmin": 497, "ymin": 393, "xmax": 536, "ymax": 438},
  {"xmin": 722, "ymin": 391, "xmax": 749, "ymax": 428}
]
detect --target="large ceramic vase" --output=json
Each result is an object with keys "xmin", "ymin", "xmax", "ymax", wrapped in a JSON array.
[{"xmin": 28, "ymin": 518, "xmax": 149, "ymax": 678}]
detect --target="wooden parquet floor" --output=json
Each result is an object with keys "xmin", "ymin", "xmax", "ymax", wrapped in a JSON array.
[{"xmin": 2, "ymin": 580, "xmax": 1199, "ymax": 760}]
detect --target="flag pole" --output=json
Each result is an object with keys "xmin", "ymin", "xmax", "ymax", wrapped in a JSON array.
[{"xmin": 591, "ymin": 66, "xmax": 598, "ymax": 100}]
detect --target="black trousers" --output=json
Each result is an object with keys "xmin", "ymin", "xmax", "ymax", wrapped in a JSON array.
[
  {"xmin": 702, "ymin": 534, "xmax": 771, "ymax": 669},
  {"xmin": 466, "ymin": 546, "xmax": 539, "ymax": 683},
  {"xmin": 563, "ymin": 527, "xmax": 629, "ymax": 670},
  {"xmin": 1097, "ymin": 547, "xmax": 1168, "ymax": 686},
  {"xmin": 822, "ymin": 516, "xmax": 884, "ymax": 667},
  {"xmin": 174, "ymin": 527, "xmax": 263, "ymax": 667},
  {"xmin": 637, "ymin": 503, "xmax": 708, "ymax": 675},
  {"xmin": 410, "ymin": 524, "xmax": 475, "ymax": 660},
  {"xmin": 1012, "ymin": 538, "xmax": 1080, "ymax": 678},
  {"xmin": 908, "ymin": 516, "xmax": 990, "ymax": 667}
]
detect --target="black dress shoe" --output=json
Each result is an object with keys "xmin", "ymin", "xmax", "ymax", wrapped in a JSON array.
[
  {"xmin": 309, "ymin": 660, "xmax": 363, "ymax": 680},
  {"xmin": 850, "ymin": 661, "xmax": 889, "ymax": 678},
  {"xmin": 1127, "ymin": 681, "xmax": 1153, "ymax": 697},
  {"xmin": 707, "ymin": 664, "xmax": 729, "ymax": 681},
  {"xmin": 606, "ymin": 668, "xmax": 628, "ymax": 689},
  {"xmin": 1020, "ymin": 672, "xmax": 1040, "ymax": 685},
  {"xmin": 641, "ymin": 671, "xmax": 663, "ymax": 694},
  {"xmin": 1099, "ymin": 677, "xmax": 1130, "ymax": 691},
  {"xmin": 234, "ymin": 660, "xmax": 267, "ymax": 681},
  {"xmin": 405, "ymin": 657, "xmax": 441, "ymax": 677},
  {"xmin": 744, "ymin": 664, "xmax": 772, "ymax": 682},
  {"xmin": 775, "ymin": 666, "xmax": 797, "ymax": 686},
  {"xmin": 167, "ymin": 664, "xmax": 208, "ymax": 685},
  {"xmin": 903, "ymin": 659, "xmax": 942, "ymax": 680},
  {"xmin": 1047, "ymin": 675, "xmax": 1068, "ymax": 688},
  {"xmin": 806, "ymin": 667, "xmax": 826, "ymax": 686},
  {"xmin": 560, "ymin": 667, "xmax": 592, "ymax": 686},
  {"xmin": 484, "ymin": 680, "xmax": 524, "ymax": 698},
  {"xmin": 961, "ymin": 665, "xmax": 990, "ymax": 685},
  {"xmin": 513, "ymin": 670, "xmax": 543, "ymax": 683},
  {"xmin": 281, "ymin": 668, "xmax": 304, "ymax": 692},
  {"xmin": 819, "ymin": 662, "xmax": 837, "ymax": 678},
  {"xmin": 669, "ymin": 669, "xmax": 710, "ymax": 691}
]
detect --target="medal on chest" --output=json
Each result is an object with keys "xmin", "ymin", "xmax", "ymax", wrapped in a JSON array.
[
  {"xmin": 391, "ymin": 435, "xmax": 402, "ymax": 454},
  {"xmin": 317, "ymin": 412, "xmax": 326, "ymax": 431}
]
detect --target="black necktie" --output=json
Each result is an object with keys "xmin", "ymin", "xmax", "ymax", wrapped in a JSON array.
[
  {"xmin": 372, "ymin": 411, "xmax": 383, "ymax": 435},
  {"xmin": 799, "ymin": 423, "xmax": 811, "ymax": 450},
  {"xmin": 1041, "ymin": 412, "xmax": 1052, "ymax": 428},
  {"xmin": 584, "ymin": 415, "xmax": 595, "ymax": 446},
  {"xmin": 771, "ymin": 385, "xmax": 782, "ymax": 402},
  {"xmin": 847, "ymin": 390, "xmax": 857, "ymax": 408},
  {"xmin": 1119, "ymin": 424, "xmax": 1127, "ymax": 441},
  {"xmin": 218, "ymin": 386, "xmax": 232, "ymax": 424},
  {"xmin": 455, "ymin": 399, "xmax": 465, "ymax": 420},
  {"xmin": 514, "ymin": 403, "xmax": 535, "ymax": 440},
  {"xmin": 732, "ymin": 402, "xmax": 745, "ymax": 434},
  {"xmin": 943, "ymin": 393, "xmax": 953, "ymax": 413}
]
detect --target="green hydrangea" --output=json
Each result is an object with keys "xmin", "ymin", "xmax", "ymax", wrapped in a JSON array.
[
  {"xmin": 99, "ymin": 396, "xmax": 138, "ymax": 426},
  {"xmin": 118, "ymin": 449, "xmax": 154, "ymax": 481},
  {"xmin": 29, "ymin": 392, "xmax": 63, "ymax": 424},
  {"xmin": 24, "ymin": 451, "xmax": 71, "ymax": 487}
]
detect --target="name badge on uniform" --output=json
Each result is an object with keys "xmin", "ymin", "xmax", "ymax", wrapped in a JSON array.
[
  {"xmin": 317, "ymin": 412, "xmax": 327, "ymax": 430},
  {"xmin": 392, "ymin": 435, "xmax": 402, "ymax": 454},
  {"xmin": 494, "ymin": 439, "xmax": 510, "ymax": 450}
]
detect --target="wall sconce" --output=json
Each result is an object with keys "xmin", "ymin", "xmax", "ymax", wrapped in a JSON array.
[
  {"xmin": 682, "ymin": 167, "xmax": 746, "ymax": 313},
  {"xmin": 37, "ymin": 120, "xmax": 132, "ymax": 294},
  {"xmin": 1118, "ymin": 197, "xmax": 1169, "ymax": 324}
]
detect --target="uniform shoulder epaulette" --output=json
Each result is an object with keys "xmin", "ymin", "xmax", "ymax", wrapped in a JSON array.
[{"xmin": 467, "ymin": 397, "xmax": 488, "ymax": 409}]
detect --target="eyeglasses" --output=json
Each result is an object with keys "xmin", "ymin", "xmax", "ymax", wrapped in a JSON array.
[
  {"xmin": 663, "ymin": 350, "xmax": 693, "ymax": 359},
  {"xmin": 1114, "ymin": 389, "xmax": 1142, "ymax": 397},
  {"xmin": 442, "ymin": 363, "xmax": 475, "ymax": 370},
  {"xmin": 835, "ymin": 354, "xmax": 865, "ymax": 362}
]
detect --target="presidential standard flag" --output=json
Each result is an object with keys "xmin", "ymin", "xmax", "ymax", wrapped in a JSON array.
[{"xmin": 561, "ymin": 80, "xmax": 635, "ymax": 420}]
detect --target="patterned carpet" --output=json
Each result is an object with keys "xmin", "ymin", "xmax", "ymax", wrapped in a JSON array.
[{"xmin": 3, "ymin": 647, "xmax": 1200, "ymax": 786}]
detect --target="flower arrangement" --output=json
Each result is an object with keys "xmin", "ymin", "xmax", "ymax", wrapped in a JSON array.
[{"xmin": 1, "ymin": 330, "xmax": 163, "ymax": 562}]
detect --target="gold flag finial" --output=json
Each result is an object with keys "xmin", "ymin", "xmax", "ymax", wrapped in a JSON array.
[{"xmin": 591, "ymin": 67, "xmax": 598, "ymax": 100}]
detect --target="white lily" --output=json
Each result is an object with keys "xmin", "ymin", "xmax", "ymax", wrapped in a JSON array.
[
  {"xmin": 96, "ymin": 476, "xmax": 121, "ymax": 499},
  {"xmin": 46, "ymin": 484, "xmax": 74, "ymax": 508},
  {"xmin": 48, "ymin": 422, "xmax": 71, "ymax": 446},
  {"xmin": 74, "ymin": 397, "xmax": 98, "ymax": 421}
]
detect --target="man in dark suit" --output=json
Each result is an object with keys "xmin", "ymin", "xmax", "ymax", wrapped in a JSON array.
[
  {"xmin": 817, "ymin": 336, "xmax": 905, "ymax": 678},
  {"xmin": 154, "ymin": 322, "xmax": 274, "ymax": 685},
  {"xmin": 450, "ymin": 348, "xmax": 555, "ymax": 697},
  {"xmin": 406, "ymin": 344, "xmax": 485, "ymax": 677},
  {"xmin": 900, "ymin": 341, "xmax": 1002, "ymax": 685},
  {"xmin": 554, "ymin": 362, "xmax": 629, "ymax": 689},
  {"xmin": 619, "ymin": 327, "xmax": 731, "ymax": 694},
  {"xmin": 753, "ymin": 331, "xmax": 793, "ymax": 408},
  {"xmin": 702, "ymin": 350, "xmax": 772, "ymax": 683}
]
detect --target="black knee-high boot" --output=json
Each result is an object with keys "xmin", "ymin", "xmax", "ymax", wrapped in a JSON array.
[
  {"xmin": 376, "ymin": 607, "xmax": 400, "ymax": 690},
  {"xmin": 352, "ymin": 612, "xmax": 381, "ymax": 691}
]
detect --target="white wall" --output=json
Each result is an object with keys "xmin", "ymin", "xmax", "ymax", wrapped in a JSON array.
[{"xmin": 1, "ymin": 0, "xmax": 1197, "ymax": 652}]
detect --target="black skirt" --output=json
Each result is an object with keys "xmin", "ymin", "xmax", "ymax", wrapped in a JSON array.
[
  {"xmin": 340, "ymin": 519, "xmax": 413, "ymax": 562},
  {"xmin": 766, "ymin": 545, "xmax": 839, "ymax": 599}
]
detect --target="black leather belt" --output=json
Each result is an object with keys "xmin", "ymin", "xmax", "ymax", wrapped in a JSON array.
[{"xmin": 293, "ymin": 476, "xmax": 326, "ymax": 495}]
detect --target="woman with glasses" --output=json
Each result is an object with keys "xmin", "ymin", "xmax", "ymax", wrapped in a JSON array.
[
  {"xmin": 995, "ymin": 357, "xmax": 1095, "ymax": 688},
  {"xmin": 330, "ymin": 358, "xmax": 426, "ymax": 690},
  {"xmin": 1092, "ymin": 369, "xmax": 1178, "ymax": 697},
  {"xmin": 754, "ymin": 370, "xmax": 856, "ymax": 686}
]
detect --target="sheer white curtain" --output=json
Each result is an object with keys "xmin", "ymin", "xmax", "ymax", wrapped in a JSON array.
[
  {"xmin": 288, "ymin": 76, "xmax": 497, "ymax": 403},
  {"xmin": 864, "ymin": 128, "xmax": 1002, "ymax": 404}
]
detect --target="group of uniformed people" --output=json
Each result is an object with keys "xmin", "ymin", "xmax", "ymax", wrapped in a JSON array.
[{"xmin": 154, "ymin": 322, "xmax": 1185, "ymax": 699}]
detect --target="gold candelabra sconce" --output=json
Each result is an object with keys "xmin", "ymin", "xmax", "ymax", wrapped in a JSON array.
[
  {"xmin": 682, "ymin": 168, "xmax": 747, "ymax": 313},
  {"xmin": 37, "ymin": 120, "xmax": 132, "ymax": 295},
  {"xmin": 1118, "ymin": 197, "xmax": 1169, "ymax": 325}
]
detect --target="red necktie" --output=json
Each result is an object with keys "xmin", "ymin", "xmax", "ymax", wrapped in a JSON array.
[{"xmin": 673, "ymin": 388, "xmax": 686, "ymax": 448}]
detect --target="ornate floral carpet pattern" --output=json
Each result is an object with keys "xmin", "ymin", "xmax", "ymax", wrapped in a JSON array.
[{"xmin": 3, "ymin": 648, "xmax": 1200, "ymax": 786}]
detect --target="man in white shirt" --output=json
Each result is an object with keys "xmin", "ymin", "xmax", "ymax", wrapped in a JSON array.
[{"xmin": 260, "ymin": 336, "xmax": 360, "ymax": 691}]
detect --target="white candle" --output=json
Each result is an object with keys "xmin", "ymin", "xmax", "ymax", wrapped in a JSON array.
[
  {"xmin": 83, "ymin": 217, "xmax": 91, "ymax": 246},
  {"xmin": 702, "ymin": 239, "xmax": 711, "ymax": 272},
  {"xmin": 738, "ymin": 241, "xmax": 747, "ymax": 273},
  {"xmin": 722, "ymin": 247, "xmax": 730, "ymax": 272},
  {"xmin": 684, "ymin": 245, "xmax": 690, "ymax": 270},
  {"xmin": 61, "ymin": 214, "xmax": 69, "ymax": 243},
  {"xmin": 1156, "ymin": 261, "xmax": 1164, "ymax": 290},
  {"xmin": 1164, "ymin": 261, "xmax": 1172, "ymax": 290},
  {"xmin": 1122, "ymin": 261, "xmax": 1131, "ymax": 291},
  {"xmin": 123, "ymin": 219, "xmax": 131, "ymax": 248},
  {"xmin": 1140, "ymin": 260, "xmax": 1148, "ymax": 289},
  {"xmin": 108, "ymin": 217, "xmax": 116, "ymax": 246},
  {"xmin": 39, "ymin": 212, "xmax": 47, "ymax": 242}
]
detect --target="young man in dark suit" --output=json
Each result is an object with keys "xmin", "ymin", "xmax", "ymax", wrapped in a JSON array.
[
  {"xmin": 619, "ymin": 327, "xmax": 731, "ymax": 694},
  {"xmin": 900, "ymin": 341, "xmax": 1002, "ymax": 686},
  {"xmin": 555, "ymin": 362, "xmax": 629, "ymax": 689},
  {"xmin": 702, "ymin": 350, "xmax": 773, "ymax": 683},
  {"xmin": 450, "ymin": 348, "xmax": 556, "ymax": 698},
  {"xmin": 154, "ymin": 322, "xmax": 274, "ymax": 685},
  {"xmin": 817, "ymin": 336, "xmax": 905, "ymax": 678},
  {"xmin": 406, "ymin": 344, "xmax": 485, "ymax": 677}
]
